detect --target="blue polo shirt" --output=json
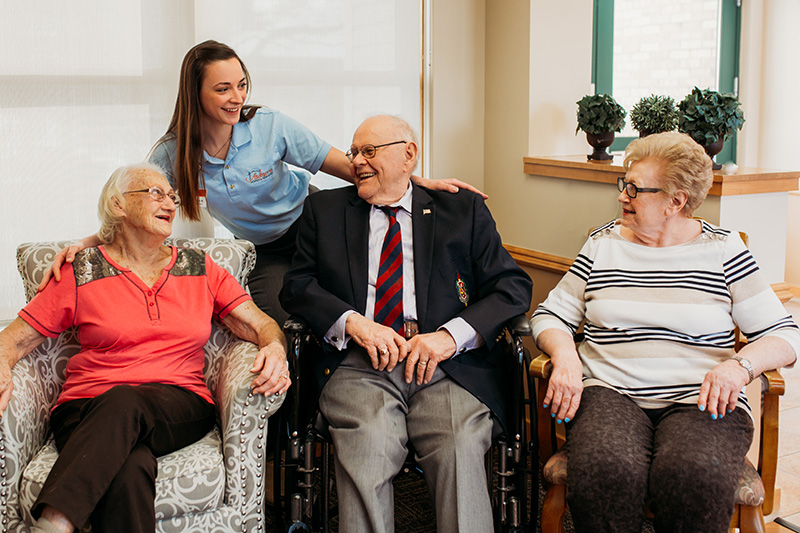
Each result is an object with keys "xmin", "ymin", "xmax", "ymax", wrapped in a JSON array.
[{"xmin": 149, "ymin": 108, "xmax": 332, "ymax": 245}]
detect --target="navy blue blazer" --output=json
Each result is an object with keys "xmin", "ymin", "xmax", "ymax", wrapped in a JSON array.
[{"xmin": 279, "ymin": 183, "xmax": 532, "ymax": 432}]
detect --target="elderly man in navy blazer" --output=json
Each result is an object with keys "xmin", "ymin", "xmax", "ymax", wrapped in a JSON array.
[{"xmin": 280, "ymin": 114, "xmax": 532, "ymax": 533}]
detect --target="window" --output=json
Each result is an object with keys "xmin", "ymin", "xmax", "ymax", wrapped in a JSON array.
[
  {"xmin": 592, "ymin": 0, "xmax": 741, "ymax": 161},
  {"xmin": 0, "ymin": 0, "xmax": 424, "ymax": 318}
]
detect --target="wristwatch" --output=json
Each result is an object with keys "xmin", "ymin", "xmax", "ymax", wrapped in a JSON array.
[{"xmin": 730, "ymin": 356, "xmax": 755, "ymax": 384}]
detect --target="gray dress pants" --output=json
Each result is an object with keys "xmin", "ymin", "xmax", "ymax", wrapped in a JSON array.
[{"xmin": 320, "ymin": 348, "xmax": 495, "ymax": 533}]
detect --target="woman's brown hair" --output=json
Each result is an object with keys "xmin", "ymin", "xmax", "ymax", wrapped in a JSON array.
[{"xmin": 159, "ymin": 40, "xmax": 257, "ymax": 220}]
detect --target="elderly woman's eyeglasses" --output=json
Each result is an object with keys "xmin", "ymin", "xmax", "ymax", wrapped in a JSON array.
[
  {"xmin": 617, "ymin": 177, "xmax": 662, "ymax": 199},
  {"xmin": 345, "ymin": 141, "xmax": 407, "ymax": 162},
  {"xmin": 124, "ymin": 186, "xmax": 181, "ymax": 206}
]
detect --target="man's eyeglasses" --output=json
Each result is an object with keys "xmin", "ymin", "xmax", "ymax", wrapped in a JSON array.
[
  {"xmin": 124, "ymin": 186, "xmax": 181, "ymax": 206},
  {"xmin": 345, "ymin": 141, "xmax": 407, "ymax": 162},
  {"xmin": 617, "ymin": 177, "xmax": 662, "ymax": 199}
]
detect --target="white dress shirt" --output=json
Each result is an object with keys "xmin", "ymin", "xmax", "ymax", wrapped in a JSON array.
[{"xmin": 324, "ymin": 184, "xmax": 482, "ymax": 356}]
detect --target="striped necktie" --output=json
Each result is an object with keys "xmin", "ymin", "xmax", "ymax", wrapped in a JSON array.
[{"xmin": 374, "ymin": 206, "xmax": 403, "ymax": 334}]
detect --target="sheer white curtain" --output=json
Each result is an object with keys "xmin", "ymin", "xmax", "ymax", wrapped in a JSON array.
[{"xmin": 0, "ymin": 0, "xmax": 422, "ymax": 318}]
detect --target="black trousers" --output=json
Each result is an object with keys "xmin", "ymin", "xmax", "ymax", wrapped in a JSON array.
[
  {"xmin": 248, "ymin": 227, "xmax": 297, "ymax": 328},
  {"xmin": 566, "ymin": 385, "xmax": 753, "ymax": 533},
  {"xmin": 33, "ymin": 383, "xmax": 215, "ymax": 532},
  {"xmin": 246, "ymin": 184, "xmax": 317, "ymax": 327}
]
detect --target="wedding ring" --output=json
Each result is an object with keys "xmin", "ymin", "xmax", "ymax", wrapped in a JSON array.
[{"xmin": 419, "ymin": 361, "xmax": 428, "ymax": 366}]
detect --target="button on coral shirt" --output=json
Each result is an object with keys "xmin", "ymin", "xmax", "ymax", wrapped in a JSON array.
[{"xmin": 20, "ymin": 246, "xmax": 251, "ymax": 407}]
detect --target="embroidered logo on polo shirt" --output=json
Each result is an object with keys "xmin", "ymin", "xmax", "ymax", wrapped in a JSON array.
[{"xmin": 247, "ymin": 168, "xmax": 273, "ymax": 183}]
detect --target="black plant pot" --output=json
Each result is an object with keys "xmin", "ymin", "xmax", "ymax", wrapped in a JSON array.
[
  {"xmin": 586, "ymin": 131, "xmax": 615, "ymax": 161},
  {"xmin": 703, "ymin": 137, "xmax": 725, "ymax": 170}
]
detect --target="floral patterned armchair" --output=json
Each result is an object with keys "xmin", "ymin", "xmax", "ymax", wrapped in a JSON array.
[{"xmin": 1, "ymin": 238, "xmax": 284, "ymax": 532}]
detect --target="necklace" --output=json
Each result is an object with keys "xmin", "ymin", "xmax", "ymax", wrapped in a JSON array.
[{"xmin": 207, "ymin": 130, "xmax": 233, "ymax": 159}]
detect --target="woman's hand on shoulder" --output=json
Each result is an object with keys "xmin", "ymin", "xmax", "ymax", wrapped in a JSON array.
[
  {"xmin": 36, "ymin": 234, "xmax": 100, "ymax": 293},
  {"xmin": 250, "ymin": 341, "xmax": 291, "ymax": 397},
  {"xmin": 698, "ymin": 359, "xmax": 750, "ymax": 419},
  {"xmin": 410, "ymin": 175, "xmax": 488, "ymax": 199}
]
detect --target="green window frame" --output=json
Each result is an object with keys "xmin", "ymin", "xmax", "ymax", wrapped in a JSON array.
[{"xmin": 593, "ymin": 0, "xmax": 742, "ymax": 163}]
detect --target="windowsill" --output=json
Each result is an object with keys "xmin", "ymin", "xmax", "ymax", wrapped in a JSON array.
[{"xmin": 523, "ymin": 155, "xmax": 800, "ymax": 196}]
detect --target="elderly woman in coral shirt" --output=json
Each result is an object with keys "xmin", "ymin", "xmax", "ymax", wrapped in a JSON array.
[{"xmin": 0, "ymin": 162, "xmax": 289, "ymax": 533}]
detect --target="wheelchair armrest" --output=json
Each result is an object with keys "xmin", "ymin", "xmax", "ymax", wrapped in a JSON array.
[
  {"xmin": 283, "ymin": 316, "xmax": 310, "ymax": 335},
  {"xmin": 506, "ymin": 314, "xmax": 532, "ymax": 337}
]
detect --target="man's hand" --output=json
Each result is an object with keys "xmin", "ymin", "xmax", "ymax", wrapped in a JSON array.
[
  {"xmin": 404, "ymin": 330, "xmax": 457, "ymax": 385},
  {"xmin": 345, "ymin": 314, "xmax": 407, "ymax": 371},
  {"xmin": 249, "ymin": 341, "xmax": 291, "ymax": 397}
]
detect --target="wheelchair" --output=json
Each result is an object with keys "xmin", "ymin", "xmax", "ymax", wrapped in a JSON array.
[{"xmin": 269, "ymin": 314, "xmax": 537, "ymax": 532}]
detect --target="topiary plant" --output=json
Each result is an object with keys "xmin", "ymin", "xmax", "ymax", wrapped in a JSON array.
[
  {"xmin": 630, "ymin": 95, "xmax": 678, "ymax": 136},
  {"xmin": 677, "ymin": 87, "xmax": 745, "ymax": 146},
  {"xmin": 575, "ymin": 94, "xmax": 626, "ymax": 135}
]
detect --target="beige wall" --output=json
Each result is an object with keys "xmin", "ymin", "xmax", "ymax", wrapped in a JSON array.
[
  {"xmin": 483, "ymin": 0, "xmax": 531, "ymax": 245},
  {"xmin": 434, "ymin": 0, "xmax": 798, "ymax": 283},
  {"xmin": 485, "ymin": 0, "xmax": 614, "ymax": 260},
  {"xmin": 739, "ymin": 0, "xmax": 800, "ymax": 286},
  {"xmin": 431, "ymin": 0, "xmax": 487, "ymax": 191}
]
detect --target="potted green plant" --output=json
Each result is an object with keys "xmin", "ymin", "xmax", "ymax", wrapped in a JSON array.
[
  {"xmin": 629, "ymin": 95, "xmax": 678, "ymax": 137},
  {"xmin": 678, "ymin": 87, "xmax": 745, "ymax": 169},
  {"xmin": 576, "ymin": 94, "xmax": 626, "ymax": 161}
]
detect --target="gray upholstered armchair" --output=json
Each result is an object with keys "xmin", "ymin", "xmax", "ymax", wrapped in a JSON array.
[{"xmin": 1, "ymin": 238, "xmax": 284, "ymax": 532}]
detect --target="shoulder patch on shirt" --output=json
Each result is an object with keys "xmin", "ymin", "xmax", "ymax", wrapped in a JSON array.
[
  {"xmin": 72, "ymin": 248, "xmax": 123, "ymax": 287},
  {"xmin": 699, "ymin": 220, "xmax": 731, "ymax": 238},
  {"xmin": 590, "ymin": 220, "xmax": 617, "ymax": 240},
  {"xmin": 170, "ymin": 248, "xmax": 207, "ymax": 277}
]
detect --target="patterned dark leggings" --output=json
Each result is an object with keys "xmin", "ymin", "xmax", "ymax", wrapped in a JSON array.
[{"xmin": 566, "ymin": 386, "xmax": 753, "ymax": 533}]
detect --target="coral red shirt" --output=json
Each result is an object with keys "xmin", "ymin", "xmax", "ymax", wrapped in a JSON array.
[{"xmin": 19, "ymin": 246, "xmax": 251, "ymax": 407}]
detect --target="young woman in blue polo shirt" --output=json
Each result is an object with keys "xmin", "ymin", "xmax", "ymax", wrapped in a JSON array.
[{"xmin": 42, "ymin": 40, "xmax": 479, "ymax": 325}]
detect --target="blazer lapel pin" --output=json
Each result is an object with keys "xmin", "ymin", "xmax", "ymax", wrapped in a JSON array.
[
  {"xmin": 423, "ymin": 208, "xmax": 431, "ymax": 215},
  {"xmin": 456, "ymin": 273, "xmax": 469, "ymax": 306}
]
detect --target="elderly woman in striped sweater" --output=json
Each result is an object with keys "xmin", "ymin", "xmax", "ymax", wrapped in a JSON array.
[{"xmin": 531, "ymin": 131, "xmax": 800, "ymax": 533}]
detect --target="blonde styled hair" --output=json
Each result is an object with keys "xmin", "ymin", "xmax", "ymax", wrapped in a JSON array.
[
  {"xmin": 623, "ymin": 132, "xmax": 712, "ymax": 216},
  {"xmin": 97, "ymin": 162, "xmax": 167, "ymax": 244}
]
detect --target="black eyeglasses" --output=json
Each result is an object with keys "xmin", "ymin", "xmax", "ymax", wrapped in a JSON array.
[
  {"xmin": 617, "ymin": 177, "xmax": 662, "ymax": 199},
  {"xmin": 345, "ymin": 141, "xmax": 407, "ymax": 162},
  {"xmin": 124, "ymin": 186, "xmax": 181, "ymax": 206}
]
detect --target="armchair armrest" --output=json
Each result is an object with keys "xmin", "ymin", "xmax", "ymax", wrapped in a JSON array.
[
  {"xmin": 0, "ymin": 331, "xmax": 76, "ymax": 529},
  {"xmin": 203, "ymin": 321, "xmax": 286, "ymax": 530}
]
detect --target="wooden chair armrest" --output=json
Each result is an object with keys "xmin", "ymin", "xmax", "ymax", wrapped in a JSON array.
[
  {"xmin": 761, "ymin": 369, "xmax": 784, "ymax": 396},
  {"xmin": 530, "ymin": 353, "xmax": 553, "ymax": 379},
  {"xmin": 758, "ymin": 368, "xmax": 784, "ymax": 515},
  {"xmin": 529, "ymin": 352, "xmax": 560, "ymax": 462}
]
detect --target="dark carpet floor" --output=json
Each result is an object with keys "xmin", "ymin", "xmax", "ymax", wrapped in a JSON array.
[{"xmin": 263, "ymin": 453, "xmax": 657, "ymax": 532}]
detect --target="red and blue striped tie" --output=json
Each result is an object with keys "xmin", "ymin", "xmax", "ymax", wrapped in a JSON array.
[{"xmin": 374, "ymin": 206, "xmax": 404, "ymax": 334}]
